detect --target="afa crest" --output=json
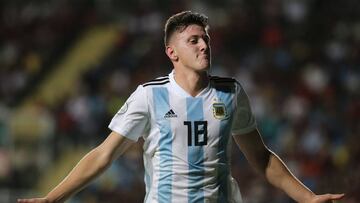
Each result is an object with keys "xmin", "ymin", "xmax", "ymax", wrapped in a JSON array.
[{"xmin": 212, "ymin": 103, "xmax": 228, "ymax": 120}]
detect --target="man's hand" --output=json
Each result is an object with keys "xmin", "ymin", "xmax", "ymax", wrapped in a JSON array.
[
  {"xmin": 17, "ymin": 197, "xmax": 50, "ymax": 203},
  {"xmin": 307, "ymin": 193, "xmax": 345, "ymax": 203}
]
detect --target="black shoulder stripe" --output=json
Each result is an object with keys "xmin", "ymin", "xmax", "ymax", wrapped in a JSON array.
[
  {"xmin": 210, "ymin": 76, "xmax": 236, "ymax": 82},
  {"xmin": 142, "ymin": 75, "xmax": 169, "ymax": 86},
  {"xmin": 211, "ymin": 78, "xmax": 236, "ymax": 83},
  {"xmin": 146, "ymin": 76, "xmax": 169, "ymax": 83},
  {"xmin": 142, "ymin": 80, "xmax": 170, "ymax": 87},
  {"xmin": 212, "ymin": 78, "xmax": 236, "ymax": 82}
]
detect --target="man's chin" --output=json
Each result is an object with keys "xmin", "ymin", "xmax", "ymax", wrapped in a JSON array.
[
  {"xmin": 199, "ymin": 61, "xmax": 211, "ymax": 69},
  {"xmin": 197, "ymin": 65, "xmax": 210, "ymax": 71},
  {"xmin": 203, "ymin": 63, "xmax": 211, "ymax": 71},
  {"xmin": 190, "ymin": 62, "xmax": 211, "ymax": 72}
]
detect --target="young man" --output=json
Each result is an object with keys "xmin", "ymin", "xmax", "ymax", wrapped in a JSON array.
[{"xmin": 18, "ymin": 11, "xmax": 344, "ymax": 203}]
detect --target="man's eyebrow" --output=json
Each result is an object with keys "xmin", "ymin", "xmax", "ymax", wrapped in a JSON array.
[
  {"xmin": 188, "ymin": 35, "xmax": 199, "ymax": 38},
  {"xmin": 188, "ymin": 34, "xmax": 210, "ymax": 39}
]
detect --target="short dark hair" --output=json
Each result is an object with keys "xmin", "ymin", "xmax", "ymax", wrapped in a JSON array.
[{"xmin": 164, "ymin": 11, "xmax": 209, "ymax": 46}]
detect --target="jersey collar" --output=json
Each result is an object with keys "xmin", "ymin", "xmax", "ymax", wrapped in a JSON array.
[{"xmin": 169, "ymin": 70, "xmax": 211, "ymax": 98}]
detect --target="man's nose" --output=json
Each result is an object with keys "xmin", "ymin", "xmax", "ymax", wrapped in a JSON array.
[{"xmin": 199, "ymin": 38, "xmax": 209, "ymax": 52}]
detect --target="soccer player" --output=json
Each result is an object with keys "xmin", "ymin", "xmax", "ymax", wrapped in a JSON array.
[{"xmin": 18, "ymin": 11, "xmax": 344, "ymax": 203}]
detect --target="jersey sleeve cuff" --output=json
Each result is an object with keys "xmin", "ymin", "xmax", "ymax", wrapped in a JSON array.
[{"xmin": 108, "ymin": 124, "xmax": 139, "ymax": 142}]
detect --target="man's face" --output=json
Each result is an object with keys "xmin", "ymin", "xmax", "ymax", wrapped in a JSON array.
[{"xmin": 168, "ymin": 24, "xmax": 211, "ymax": 71}]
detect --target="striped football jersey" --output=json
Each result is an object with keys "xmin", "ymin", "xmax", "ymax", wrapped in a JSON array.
[{"xmin": 109, "ymin": 70, "xmax": 256, "ymax": 203}]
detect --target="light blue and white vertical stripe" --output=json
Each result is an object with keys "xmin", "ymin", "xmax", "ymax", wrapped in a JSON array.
[
  {"xmin": 186, "ymin": 97, "xmax": 205, "ymax": 203},
  {"xmin": 153, "ymin": 87, "xmax": 173, "ymax": 203},
  {"xmin": 216, "ymin": 89, "xmax": 234, "ymax": 203}
]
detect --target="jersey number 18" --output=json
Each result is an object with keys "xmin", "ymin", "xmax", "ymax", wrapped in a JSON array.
[{"xmin": 184, "ymin": 121, "xmax": 208, "ymax": 146}]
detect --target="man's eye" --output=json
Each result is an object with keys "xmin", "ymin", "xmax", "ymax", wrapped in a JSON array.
[{"xmin": 190, "ymin": 39, "xmax": 197, "ymax": 44}]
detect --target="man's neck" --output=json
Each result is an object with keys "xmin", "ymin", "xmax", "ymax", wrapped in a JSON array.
[{"xmin": 173, "ymin": 68, "xmax": 209, "ymax": 97}]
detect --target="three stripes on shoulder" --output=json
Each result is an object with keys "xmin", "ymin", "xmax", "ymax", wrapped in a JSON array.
[
  {"xmin": 143, "ymin": 76, "xmax": 169, "ymax": 87},
  {"xmin": 142, "ymin": 75, "xmax": 237, "ymax": 87}
]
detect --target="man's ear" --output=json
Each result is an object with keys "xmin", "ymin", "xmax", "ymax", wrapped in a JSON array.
[{"xmin": 165, "ymin": 46, "xmax": 178, "ymax": 61}]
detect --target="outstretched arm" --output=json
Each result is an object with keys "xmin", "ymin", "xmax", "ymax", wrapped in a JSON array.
[
  {"xmin": 233, "ymin": 129, "xmax": 344, "ymax": 203},
  {"xmin": 17, "ymin": 131, "xmax": 134, "ymax": 203}
]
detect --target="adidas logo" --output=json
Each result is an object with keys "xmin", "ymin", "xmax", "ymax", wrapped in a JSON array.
[{"xmin": 164, "ymin": 109, "xmax": 178, "ymax": 118}]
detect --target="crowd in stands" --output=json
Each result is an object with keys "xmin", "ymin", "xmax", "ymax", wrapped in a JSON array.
[{"xmin": 1, "ymin": 0, "xmax": 359, "ymax": 202}]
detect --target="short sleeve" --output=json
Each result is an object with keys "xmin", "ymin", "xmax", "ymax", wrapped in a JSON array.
[
  {"xmin": 108, "ymin": 85, "xmax": 149, "ymax": 141},
  {"xmin": 231, "ymin": 82, "xmax": 257, "ymax": 135}
]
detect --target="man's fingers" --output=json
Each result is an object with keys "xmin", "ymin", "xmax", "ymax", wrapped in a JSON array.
[
  {"xmin": 322, "ymin": 193, "xmax": 345, "ymax": 200},
  {"xmin": 329, "ymin": 193, "xmax": 345, "ymax": 200},
  {"xmin": 17, "ymin": 199, "xmax": 34, "ymax": 203},
  {"xmin": 17, "ymin": 198, "xmax": 47, "ymax": 203}
]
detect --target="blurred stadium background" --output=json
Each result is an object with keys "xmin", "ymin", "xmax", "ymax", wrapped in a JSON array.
[{"xmin": 0, "ymin": 0, "xmax": 359, "ymax": 202}]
